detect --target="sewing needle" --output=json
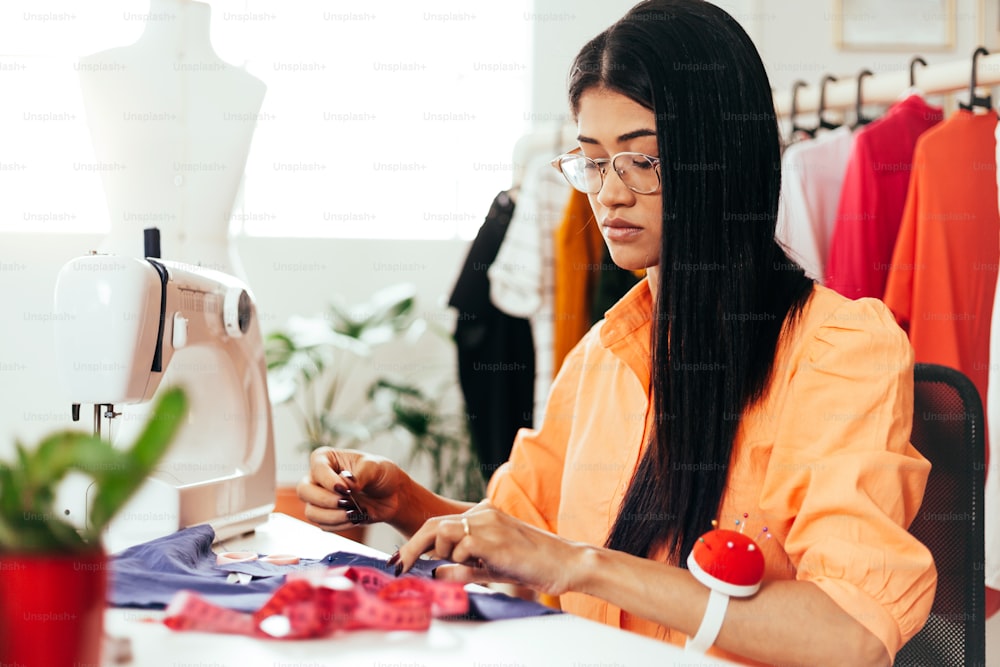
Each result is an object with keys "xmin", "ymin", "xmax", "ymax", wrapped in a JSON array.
[{"xmin": 340, "ymin": 470, "xmax": 368, "ymax": 522}]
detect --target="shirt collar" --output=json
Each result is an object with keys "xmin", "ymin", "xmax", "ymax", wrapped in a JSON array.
[{"xmin": 599, "ymin": 277, "xmax": 655, "ymax": 348}]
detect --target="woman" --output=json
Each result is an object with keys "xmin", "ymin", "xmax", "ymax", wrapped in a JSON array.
[{"xmin": 297, "ymin": 1, "xmax": 935, "ymax": 664}]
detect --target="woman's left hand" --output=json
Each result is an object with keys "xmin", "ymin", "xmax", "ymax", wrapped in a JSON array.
[{"xmin": 393, "ymin": 501, "xmax": 588, "ymax": 597}]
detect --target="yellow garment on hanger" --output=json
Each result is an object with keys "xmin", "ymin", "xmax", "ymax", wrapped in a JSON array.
[{"xmin": 553, "ymin": 190, "xmax": 604, "ymax": 372}]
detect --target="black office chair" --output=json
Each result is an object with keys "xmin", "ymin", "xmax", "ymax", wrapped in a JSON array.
[{"xmin": 895, "ymin": 363, "xmax": 986, "ymax": 667}]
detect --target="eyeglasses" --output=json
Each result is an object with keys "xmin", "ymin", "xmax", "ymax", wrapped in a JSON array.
[{"xmin": 550, "ymin": 148, "xmax": 661, "ymax": 195}]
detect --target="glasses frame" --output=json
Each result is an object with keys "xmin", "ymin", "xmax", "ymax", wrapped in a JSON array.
[{"xmin": 550, "ymin": 147, "xmax": 662, "ymax": 195}]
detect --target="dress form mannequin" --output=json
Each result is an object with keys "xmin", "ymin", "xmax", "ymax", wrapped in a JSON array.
[
  {"xmin": 74, "ymin": 0, "xmax": 268, "ymax": 481},
  {"xmin": 78, "ymin": 0, "xmax": 265, "ymax": 277}
]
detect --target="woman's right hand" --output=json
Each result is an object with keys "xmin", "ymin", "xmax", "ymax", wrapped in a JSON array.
[{"xmin": 296, "ymin": 447, "xmax": 408, "ymax": 532}]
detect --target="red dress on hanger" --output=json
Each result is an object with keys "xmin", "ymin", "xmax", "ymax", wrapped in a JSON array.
[{"xmin": 825, "ymin": 94, "xmax": 943, "ymax": 298}]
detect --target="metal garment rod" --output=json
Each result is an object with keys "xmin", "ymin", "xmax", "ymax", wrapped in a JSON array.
[{"xmin": 773, "ymin": 53, "xmax": 1000, "ymax": 117}]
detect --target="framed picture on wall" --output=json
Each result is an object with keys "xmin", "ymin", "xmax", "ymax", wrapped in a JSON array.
[{"xmin": 835, "ymin": 0, "xmax": 956, "ymax": 51}]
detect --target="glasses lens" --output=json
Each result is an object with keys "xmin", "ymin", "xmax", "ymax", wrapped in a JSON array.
[
  {"xmin": 558, "ymin": 155, "xmax": 602, "ymax": 194},
  {"xmin": 614, "ymin": 153, "xmax": 660, "ymax": 194}
]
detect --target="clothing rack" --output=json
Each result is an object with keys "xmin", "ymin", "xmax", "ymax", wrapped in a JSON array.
[{"xmin": 773, "ymin": 52, "xmax": 1000, "ymax": 117}]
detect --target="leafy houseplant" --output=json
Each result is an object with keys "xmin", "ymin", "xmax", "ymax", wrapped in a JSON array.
[
  {"xmin": 265, "ymin": 283, "xmax": 422, "ymax": 453},
  {"xmin": 266, "ymin": 284, "xmax": 485, "ymax": 505},
  {"xmin": 0, "ymin": 388, "xmax": 187, "ymax": 666},
  {"xmin": 368, "ymin": 378, "xmax": 485, "ymax": 501}
]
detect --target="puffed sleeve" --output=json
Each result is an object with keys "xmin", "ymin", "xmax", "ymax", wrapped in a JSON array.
[
  {"xmin": 487, "ymin": 333, "xmax": 589, "ymax": 533},
  {"xmin": 759, "ymin": 297, "xmax": 936, "ymax": 660}
]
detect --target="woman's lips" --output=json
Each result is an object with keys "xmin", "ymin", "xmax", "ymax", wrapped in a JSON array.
[{"xmin": 602, "ymin": 218, "xmax": 643, "ymax": 241}]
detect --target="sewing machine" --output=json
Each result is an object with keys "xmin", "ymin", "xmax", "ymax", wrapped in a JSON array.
[{"xmin": 52, "ymin": 250, "xmax": 276, "ymax": 553}]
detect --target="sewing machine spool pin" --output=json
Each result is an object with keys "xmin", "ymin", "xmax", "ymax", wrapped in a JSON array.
[{"xmin": 92, "ymin": 403, "xmax": 121, "ymax": 441}]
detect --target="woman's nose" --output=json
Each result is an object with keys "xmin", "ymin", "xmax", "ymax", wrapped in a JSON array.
[{"xmin": 596, "ymin": 167, "xmax": 635, "ymax": 209}]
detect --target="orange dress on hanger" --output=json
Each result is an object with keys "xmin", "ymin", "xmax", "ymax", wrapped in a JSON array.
[
  {"xmin": 883, "ymin": 109, "xmax": 999, "ymax": 418},
  {"xmin": 883, "ymin": 108, "xmax": 1000, "ymax": 615}
]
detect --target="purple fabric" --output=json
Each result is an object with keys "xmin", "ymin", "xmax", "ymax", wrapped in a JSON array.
[{"xmin": 109, "ymin": 525, "xmax": 560, "ymax": 620}]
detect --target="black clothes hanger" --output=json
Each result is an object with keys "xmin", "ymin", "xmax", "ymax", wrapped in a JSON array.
[
  {"xmin": 818, "ymin": 74, "xmax": 841, "ymax": 131},
  {"xmin": 959, "ymin": 47, "xmax": 992, "ymax": 111},
  {"xmin": 909, "ymin": 56, "xmax": 927, "ymax": 89},
  {"xmin": 790, "ymin": 80, "xmax": 815, "ymax": 138},
  {"xmin": 853, "ymin": 69, "xmax": 874, "ymax": 129}
]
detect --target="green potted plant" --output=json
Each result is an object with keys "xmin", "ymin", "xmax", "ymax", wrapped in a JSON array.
[
  {"xmin": 265, "ymin": 283, "xmax": 422, "ymax": 454},
  {"xmin": 367, "ymin": 378, "xmax": 485, "ymax": 501},
  {"xmin": 266, "ymin": 283, "xmax": 485, "ymax": 529},
  {"xmin": 0, "ymin": 388, "xmax": 187, "ymax": 667},
  {"xmin": 265, "ymin": 283, "xmax": 421, "ymax": 532}
]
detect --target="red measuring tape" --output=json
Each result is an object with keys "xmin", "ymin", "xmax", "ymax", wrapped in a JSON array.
[{"xmin": 163, "ymin": 565, "xmax": 469, "ymax": 639}]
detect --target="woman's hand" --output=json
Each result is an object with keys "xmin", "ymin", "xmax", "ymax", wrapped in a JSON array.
[
  {"xmin": 394, "ymin": 501, "xmax": 589, "ymax": 598},
  {"xmin": 296, "ymin": 447, "xmax": 407, "ymax": 532}
]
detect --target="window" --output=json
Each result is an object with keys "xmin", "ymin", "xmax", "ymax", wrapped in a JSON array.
[{"xmin": 0, "ymin": 0, "xmax": 531, "ymax": 239}]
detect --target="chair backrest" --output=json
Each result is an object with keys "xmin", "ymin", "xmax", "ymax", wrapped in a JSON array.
[{"xmin": 895, "ymin": 363, "xmax": 985, "ymax": 667}]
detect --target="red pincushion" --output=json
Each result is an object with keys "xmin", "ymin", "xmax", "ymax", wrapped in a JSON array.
[{"xmin": 687, "ymin": 529, "xmax": 764, "ymax": 597}]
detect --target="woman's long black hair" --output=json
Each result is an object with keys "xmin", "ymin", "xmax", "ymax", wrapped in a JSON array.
[{"xmin": 569, "ymin": 0, "xmax": 815, "ymax": 563}]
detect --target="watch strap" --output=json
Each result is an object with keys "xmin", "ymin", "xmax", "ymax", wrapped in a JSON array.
[{"xmin": 686, "ymin": 588, "xmax": 729, "ymax": 653}]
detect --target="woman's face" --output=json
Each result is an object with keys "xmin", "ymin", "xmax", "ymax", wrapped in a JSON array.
[{"xmin": 576, "ymin": 86, "xmax": 662, "ymax": 273}]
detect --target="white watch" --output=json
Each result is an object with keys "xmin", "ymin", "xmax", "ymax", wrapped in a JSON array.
[{"xmin": 686, "ymin": 588, "xmax": 729, "ymax": 653}]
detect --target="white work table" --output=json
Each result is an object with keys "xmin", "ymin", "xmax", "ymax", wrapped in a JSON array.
[{"xmin": 104, "ymin": 513, "xmax": 736, "ymax": 667}]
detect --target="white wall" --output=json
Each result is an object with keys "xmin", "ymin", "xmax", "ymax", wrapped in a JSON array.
[
  {"xmin": 528, "ymin": 0, "xmax": 637, "ymax": 122},
  {"xmin": 751, "ymin": 0, "xmax": 989, "ymax": 119},
  {"xmin": 532, "ymin": 0, "xmax": 991, "ymax": 124}
]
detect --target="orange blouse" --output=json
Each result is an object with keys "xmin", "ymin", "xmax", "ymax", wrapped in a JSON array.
[{"xmin": 488, "ymin": 278, "xmax": 936, "ymax": 665}]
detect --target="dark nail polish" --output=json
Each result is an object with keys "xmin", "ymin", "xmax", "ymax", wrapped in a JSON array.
[
  {"xmin": 337, "ymin": 498, "xmax": 352, "ymax": 508},
  {"xmin": 334, "ymin": 484, "xmax": 349, "ymax": 495},
  {"xmin": 346, "ymin": 509, "xmax": 360, "ymax": 523},
  {"xmin": 394, "ymin": 562, "xmax": 403, "ymax": 577},
  {"xmin": 386, "ymin": 551, "xmax": 400, "ymax": 567}
]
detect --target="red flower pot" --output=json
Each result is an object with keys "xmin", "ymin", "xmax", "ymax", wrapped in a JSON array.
[{"xmin": 0, "ymin": 550, "xmax": 107, "ymax": 667}]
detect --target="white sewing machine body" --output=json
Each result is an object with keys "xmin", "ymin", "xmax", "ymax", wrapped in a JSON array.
[{"xmin": 53, "ymin": 254, "xmax": 275, "ymax": 553}]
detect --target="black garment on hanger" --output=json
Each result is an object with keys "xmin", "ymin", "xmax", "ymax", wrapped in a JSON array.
[{"xmin": 448, "ymin": 191, "xmax": 534, "ymax": 481}]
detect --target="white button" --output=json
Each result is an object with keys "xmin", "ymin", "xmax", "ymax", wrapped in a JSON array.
[{"xmin": 172, "ymin": 313, "xmax": 188, "ymax": 349}]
